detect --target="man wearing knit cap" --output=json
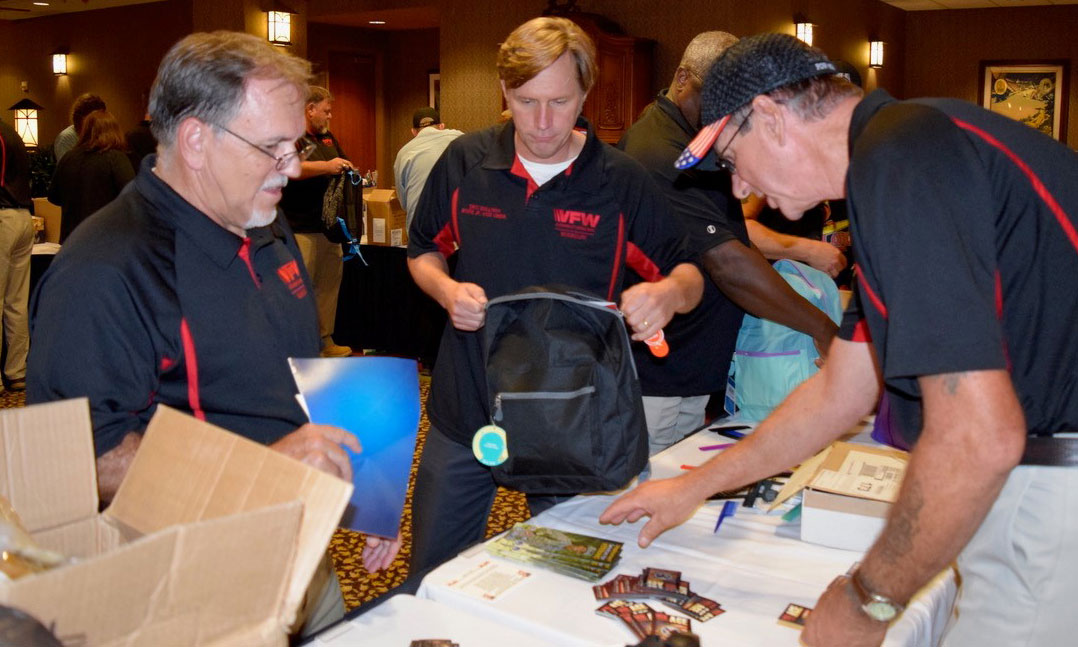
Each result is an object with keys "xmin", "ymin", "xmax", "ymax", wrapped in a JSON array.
[
  {"xmin": 393, "ymin": 107, "xmax": 462, "ymax": 230},
  {"xmin": 602, "ymin": 32, "xmax": 1078, "ymax": 646}
]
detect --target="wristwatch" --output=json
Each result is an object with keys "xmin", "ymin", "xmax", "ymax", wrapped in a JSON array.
[{"xmin": 849, "ymin": 569, "xmax": 904, "ymax": 622}]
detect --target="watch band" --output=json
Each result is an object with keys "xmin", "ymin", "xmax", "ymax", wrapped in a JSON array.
[{"xmin": 849, "ymin": 569, "xmax": 905, "ymax": 622}]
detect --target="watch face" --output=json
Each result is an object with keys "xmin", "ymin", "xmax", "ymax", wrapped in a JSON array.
[{"xmin": 864, "ymin": 600, "xmax": 898, "ymax": 622}]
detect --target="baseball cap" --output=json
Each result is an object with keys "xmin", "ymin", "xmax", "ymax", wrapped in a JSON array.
[
  {"xmin": 832, "ymin": 60, "xmax": 863, "ymax": 89},
  {"xmin": 412, "ymin": 106, "xmax": 441, "ymax": 129},
  {"xmin": 675, "ymin": 33, "xmax": 838, "ymax": 170}
]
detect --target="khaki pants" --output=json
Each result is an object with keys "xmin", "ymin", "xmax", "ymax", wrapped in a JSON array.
[
  {"xmin": 294, "ymin": 232, "xmax": 343, "ymax": 345},
  {"xmin": 0, "ymin": 208, "xmax": 32, "ymax": 383},
  {"xmin": 941, "ymin": 464, "xmax": 1078, "ymax": 646}
]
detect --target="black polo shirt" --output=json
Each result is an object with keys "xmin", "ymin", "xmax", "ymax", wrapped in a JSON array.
[
  {"xmin": 408, "ymin": 117, "xmax": 692, "ymax": 444},
  {"xmin": 838, "ymin": 90, "xmax": 1078, "ymax": 444},
  {"xmin": 618, "ymin": 91, "xmax": 748, "ymax": 397},
  {"xmin": 280, "ymin": 130, "xmax": 346, "ymax": 233},
  {"xmin": 28, "ymin": 156, "xmax": 320, "ymax": 455}
]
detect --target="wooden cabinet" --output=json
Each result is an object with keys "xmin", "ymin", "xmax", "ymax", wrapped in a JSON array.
[{"xmin": 554, "ymin": 12, "xmax": 655, "ymax": 145}]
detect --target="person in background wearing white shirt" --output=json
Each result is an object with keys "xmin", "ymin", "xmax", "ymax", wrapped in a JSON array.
[{"xmin": 393, "ymin": 107, "xmax": 462, "ymax": 231}]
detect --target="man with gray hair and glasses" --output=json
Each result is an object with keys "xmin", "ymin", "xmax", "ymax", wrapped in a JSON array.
[
  {"xmin": 28, "ymin": 31, "xmax": 399, "ymax": 636},
  {"xmin": 603, "ymin": 33, "xmax": 1078, "ymax": 647}
]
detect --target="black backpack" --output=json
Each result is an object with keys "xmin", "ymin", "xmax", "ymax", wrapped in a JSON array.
[
  {"xmin": 322, "ymin": 169, "xmax": 363, "ymax": 254},
  {"xmin": 481, "ymin": 285, "xmax": 648, "ymax": 494}
]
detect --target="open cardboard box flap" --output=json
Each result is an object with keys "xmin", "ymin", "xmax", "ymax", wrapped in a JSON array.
[
  {"xmin": 770, "ymin": 441, "xmax": 908, "ymax": 511},
  {"xmin": 770, "ymin": 441, "xmax": 908, "ymax": 552},
  {"xmin": 108, "ymin": 405, "xmax": 354, "ymax": 630},
  {"xmin": 0, "ymin": 398, "xmax": 98, "ymax": 535},
  {"xmin": 2, "ymin": 501, "xmax": 301, "ymax": 646},
  {"xmin": 0, "ymin": 400, "xmax": 353, "ymax": 643}
]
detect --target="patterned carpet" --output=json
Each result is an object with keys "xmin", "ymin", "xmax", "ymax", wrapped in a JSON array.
[
  {"xmin": 327, "ymin": 376, "xmax": 532, "ymax": 609},
  {"xmin": 0, "ymin": 389, "xmax": 26, "ymax": 410},
  {"xmin": 0, "ymin": 376, "xmax": 530, "ymax": 612}
]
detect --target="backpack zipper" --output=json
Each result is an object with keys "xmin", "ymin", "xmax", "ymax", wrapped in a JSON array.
[{"xmin": 492, "ymin": 385, "xmax": 597, "ymax": 422}]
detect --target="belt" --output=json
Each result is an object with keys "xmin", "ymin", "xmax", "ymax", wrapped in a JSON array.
[{"xmin": 1020, "ymin": 437, "xmax": 1078, "ymax": 466}]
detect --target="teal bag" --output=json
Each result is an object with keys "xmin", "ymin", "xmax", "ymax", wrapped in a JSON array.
[{"xmin": 729, "ymin": 259, "xmax": 842, "ymax": 421}]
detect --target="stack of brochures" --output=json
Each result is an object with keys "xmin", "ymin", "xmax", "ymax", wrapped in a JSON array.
[{"xmin": 486, "ymin": 523, "xmax": 622, "ymax": 582}]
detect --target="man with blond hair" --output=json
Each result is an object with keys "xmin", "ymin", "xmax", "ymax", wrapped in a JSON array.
[
  {"xmin": 407, "ymin": 16, "xmax": 703, "ymax": 573},
  {"xmin": 29, "ymin": 31, "xmax": 399, "ymax": 636}
]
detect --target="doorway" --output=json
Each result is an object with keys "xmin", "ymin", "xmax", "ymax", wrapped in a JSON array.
[{"xmin": 327, "ymin": 51, "xmax": 377, "ymax": 177}]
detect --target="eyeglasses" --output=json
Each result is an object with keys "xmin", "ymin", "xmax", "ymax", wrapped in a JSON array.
[
  {"xmin": 215, "ymin": 125, "xmax": 316, "ymax": 171},
  {"xmin": 715, "ymin": 109, "xmax": 753, "ymax": 175}
]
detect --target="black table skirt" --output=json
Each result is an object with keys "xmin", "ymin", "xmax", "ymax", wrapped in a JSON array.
[{"xmin": 333, "ymin": 245, "xmax": 446, "ymax": 367}]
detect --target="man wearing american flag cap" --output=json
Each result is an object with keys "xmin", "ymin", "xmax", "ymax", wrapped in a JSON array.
[{"xmin": 603, "ymin": 32, "xmax": 1078, "ymax": 647}]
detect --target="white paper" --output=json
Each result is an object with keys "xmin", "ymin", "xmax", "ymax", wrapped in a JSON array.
[
  {"xmin": 443, "ymin": 559, "xmax": 531, "ymax": 602},
  {"xmin": 810, "ymin": 449, "xmax": 906, "ymax": 502}
]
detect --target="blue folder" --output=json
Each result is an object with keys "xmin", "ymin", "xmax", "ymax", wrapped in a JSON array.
[{"xmin": 289, "ymin": 356, "xmax": 421, "ymax": 538}]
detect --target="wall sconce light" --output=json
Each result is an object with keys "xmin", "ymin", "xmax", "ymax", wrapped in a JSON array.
[
  {"xmin": 8, "ymin": 98, "xmax": 45, "ymax": 148},
  {"xmin": 52, "ymin": 52, "xmax": 68, "ymax": 75},
  {"xmin": 870, "ymin": 41, "xmax": 885, "ymax": 68},
  {"xmin": 794, "ymin": 19, "xmax": 814, "ymax": 46},
  {"xmin": 267, "ymin": 10, "xmax": 293, "ymax": 45}
]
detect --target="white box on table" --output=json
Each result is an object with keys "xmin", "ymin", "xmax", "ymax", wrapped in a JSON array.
[{"xmin": 775, "ymin": 441, "xmax": 908, "ymax": 553}]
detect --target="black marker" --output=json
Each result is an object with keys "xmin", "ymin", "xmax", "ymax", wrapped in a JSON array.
[{"xmin": 710, "ymin": 424, "xmax": 750, "ymax": 439}]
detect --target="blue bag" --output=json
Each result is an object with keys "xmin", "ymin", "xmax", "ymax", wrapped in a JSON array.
[{"xmin": 729, "ymin": 259, "xmax": 842, "ymax": 421}]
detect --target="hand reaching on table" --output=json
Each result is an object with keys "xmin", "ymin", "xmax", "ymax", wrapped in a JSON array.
[{"xmin": 598, "ymin": 475, "xmax": 706, "ymax": 548}]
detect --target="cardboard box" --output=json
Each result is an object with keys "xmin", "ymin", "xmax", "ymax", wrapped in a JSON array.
[
  {"xmin": 772, "ymin": 441, "xmax": 908, "ymax": 552},
  {"xmin": 0, "ymin": 399, "xmax": 352, "ymax": 646},
  {"xmin": 363, "ymin": 188, "xmax": 408, "ymax": 247}
]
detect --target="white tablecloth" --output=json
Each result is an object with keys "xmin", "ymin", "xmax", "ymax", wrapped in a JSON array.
[
  {"xmin": 308, "ymin": 594, "xmax": 551, "ymax": 646},
  {"xmin": 415, "ymin": 423, "xmax": 957, "ymax": 646}
]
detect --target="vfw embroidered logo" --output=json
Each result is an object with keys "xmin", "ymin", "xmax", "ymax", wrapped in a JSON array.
[
  {"xmin": 277, "ymin": 260, "xmax": 308, "ymax": 299},
  {"xmin": 553, "ymin": 208, "xmax": 601, "ymax": 240}
]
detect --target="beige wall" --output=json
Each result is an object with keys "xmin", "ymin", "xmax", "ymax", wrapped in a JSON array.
[
  {"xmin": 192, "ymin": 0, "xmax": 310, "ymax": 58},
  {"xmin": 3, "ymin": 0, "xmax": 1075, "ymax": 173},
  {"xmin": 435, "ymin": 0, "xmax": 542, "ymax": 133},
  {"xmin": 435, "ymin": 0, "xmax": 906, "ymax": 133},
  {"xmin": 0, "ymin": 0, "xmax": 194, "ymax": 144},
  {"xmin": 383, "ymin": 28, "xmax": 441, "ymax": 189},
  {"xmin": 0, "ymin": 0, "xmax": 318, "ymax": 147},
  {"xmin": 904, "ymin": 5, "xmax": 1078, "ymax": 149}
]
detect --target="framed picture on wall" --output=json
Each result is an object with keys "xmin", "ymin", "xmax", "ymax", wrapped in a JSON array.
[
  {"xmin": 429, "ymin": 72, "xmax": 441, "ymax": 112},
  {"xmin": 980, "ymin": 60, "xmax": 1069, "ymax": 141}
]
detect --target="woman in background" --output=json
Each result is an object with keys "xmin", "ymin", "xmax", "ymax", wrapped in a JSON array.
[{"xmin": 48, "ymin": 109, "xmax": 135, "ymax": 242}]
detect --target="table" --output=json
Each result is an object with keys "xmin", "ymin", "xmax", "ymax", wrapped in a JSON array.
[
  {"xmin": 411, "ymin": 423, "xmax": 956, "ymax": 646},
  {"xmin": 30, "ymin": 242, "xmax": 60, "ymax": 297},
  {"xmin": 333, "ymin": 245, "xmax": 446, "ymax": 366},
  {"xmin": 306, "ymin": 595, "xmax": 550, "ymax": 646}
]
